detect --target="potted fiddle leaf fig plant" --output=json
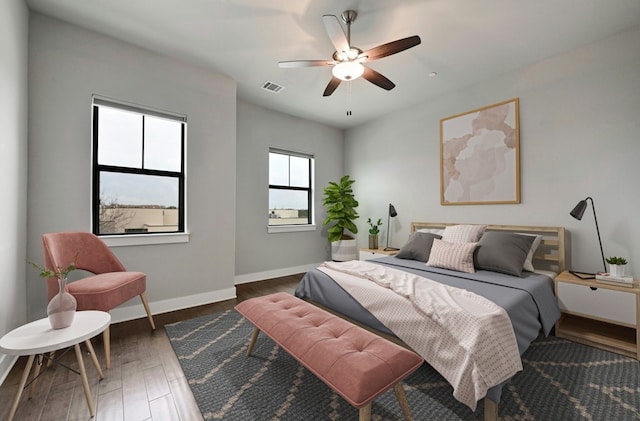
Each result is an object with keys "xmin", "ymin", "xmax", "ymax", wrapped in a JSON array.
[
  {"xmin": 605, "ymin": 256, "xmax": 628, "ymax": 277},
  {"xmin": 367, "ymin": 217, "xmax": 383, "ymax": 249},
  {"xmin": 322, "ymin": 175, "xmax": 359, "ymax": 261}
]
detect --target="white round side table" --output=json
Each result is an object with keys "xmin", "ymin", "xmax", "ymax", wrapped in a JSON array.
[{"xmin": 0, "ymin": 310, "xmax": 111, "ymax": 420}]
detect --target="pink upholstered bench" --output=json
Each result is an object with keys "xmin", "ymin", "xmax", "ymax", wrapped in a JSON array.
[{"xmin": 235, "ymin": 292, "xmax": 424, "ymax": 421}]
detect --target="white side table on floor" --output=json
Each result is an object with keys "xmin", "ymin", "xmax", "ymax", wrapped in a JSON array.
[{"xmin": 0, "ymin": 310, "xmax": 111, "ymax": 420}]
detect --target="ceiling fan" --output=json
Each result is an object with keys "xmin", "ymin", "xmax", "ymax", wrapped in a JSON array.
[{"xmin": 279, "ymin": 10, "xmax": 421, "ymax": 96}]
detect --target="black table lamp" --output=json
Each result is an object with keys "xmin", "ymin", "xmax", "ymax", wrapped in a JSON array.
[
  {"xmin": 570, "ymin": 196, "xmax": 606, "ymax": 278},
  {"xmin": 384, "ymin": 203, "xmax": 399, "ymax": 251}
]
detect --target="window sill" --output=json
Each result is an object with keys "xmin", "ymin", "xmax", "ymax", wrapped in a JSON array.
[
  {"xmin": 267, "ymin": 224, "xmax": 316, "ymax": 234},
  {"xmin": 100, "ymin": 232, "xmax": 190, "ymax": 247}
]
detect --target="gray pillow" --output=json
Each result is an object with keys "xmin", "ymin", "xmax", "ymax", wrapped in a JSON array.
[
  {"xmin": 474, "ymin": 231, "xmax": 535, "ymax": 277},
  {"xmin": 396, "ymin": 232, "xmax": 442, "ymax": 262}
]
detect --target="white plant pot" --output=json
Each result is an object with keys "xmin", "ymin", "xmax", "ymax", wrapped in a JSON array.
[
  {"xmin": 608, "ymin": 264, "xmax": 626, "ymax": 277},
  {"xmin": 331, "ymin": 238, "xmax": 357, "ymax": 261}
]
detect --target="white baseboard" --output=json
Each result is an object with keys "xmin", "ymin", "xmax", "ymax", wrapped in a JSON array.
[
  {"xmin": 234, "ymin": 262, "xmax": 321, "ymax": 285},
  {"xmin": 0, "ymin": 354, "xmax": 19, "ymax": 387},
  {"xmin": 110, "ymin": 287, "xmax": 236, "ymax": 325}
]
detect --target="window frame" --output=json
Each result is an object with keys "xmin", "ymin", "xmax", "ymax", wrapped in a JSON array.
[
  {"xmin": 267, "ymin": 147, "xmax": 316, "ymax": 234},
  {"xmin": 91, "ymin": 96, "xmax": 187, "ymax": 241}
]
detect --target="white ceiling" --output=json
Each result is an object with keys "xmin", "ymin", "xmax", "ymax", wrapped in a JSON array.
[{"xmin": 25, "ymin": 0, "xmax": 640, "ymax": 129}]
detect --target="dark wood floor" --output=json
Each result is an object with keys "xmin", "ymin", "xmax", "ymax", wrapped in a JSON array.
[{"xmin": 0, "ymin": 274, "xmax": 303, "ymax": 421}]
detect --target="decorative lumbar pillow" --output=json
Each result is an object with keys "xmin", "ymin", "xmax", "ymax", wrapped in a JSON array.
[
  {"xmin": 518, "ymin": 234, "xmax": 543, "ymax": 272},
  {"xmin": 396, "ymin": 232, "xmax": 442, "ymax": 262},
  {"xmin": 474, "ymin": 231, "xmax": 535, "ymax": 277},
  {"xmin": 426, "ymin": 239, "xmax": 477, "ymax": 273},
  {"xmin": 441, "ymin": 224, "xmax": 487, "ymax": 243}
]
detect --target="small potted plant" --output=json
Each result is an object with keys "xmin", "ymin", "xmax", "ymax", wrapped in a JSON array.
[
  {"xmin": 366, "ymin": 217, "xmax": 383, "ymax": 249},
  {"xmin": 605, "ymin": 256, "xmax": 628, "ymax": 277},
  {"xmin": 30, "ymin": 253, "xmax": 79, "ymax": 329}
]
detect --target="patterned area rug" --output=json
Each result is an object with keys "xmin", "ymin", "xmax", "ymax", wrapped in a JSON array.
[{"xmin": 165, "ymin": 309, "xmax": 640, "ymax": 420}]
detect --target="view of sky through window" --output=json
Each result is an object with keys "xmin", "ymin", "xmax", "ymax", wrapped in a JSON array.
[
  {"xmin": 269, "ymin": 152, "xmax": 310, "ymax": 210},
  {"xmin": 97, "ymin": 105, "xmax": 182, "ymax": 207}
]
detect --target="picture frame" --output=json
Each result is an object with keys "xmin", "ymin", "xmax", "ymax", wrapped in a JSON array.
[{"xmin": 440, "ymin": 98, "xmax": 520, "ymax": 205}]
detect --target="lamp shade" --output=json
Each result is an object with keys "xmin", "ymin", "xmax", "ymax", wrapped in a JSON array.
[
  {"xmin": 570, "ymin": 200, "xmax": 587, "ymax": 220},
  {"xmin": 568, "ymin": 196, "xmax": 606, "ymax": 274},
  {"xmin": 332, "ymin": 61, "xmax": 364, "ymax": 81},
  {"xmin": 385, "ymin": 203, "xmax": 399, "ymax": 251},
  {"xmin": 389, "ymin": 203, "xmax": 398, "ymax": 218}
]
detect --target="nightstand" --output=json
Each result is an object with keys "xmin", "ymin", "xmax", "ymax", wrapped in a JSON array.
[
  {"xmin": 359, "ymin": 248, "xmax": 398, "ymax": 261},
  {"xmin": 554, "ymin": 271, "xmax": 639, "ymax": 360}
]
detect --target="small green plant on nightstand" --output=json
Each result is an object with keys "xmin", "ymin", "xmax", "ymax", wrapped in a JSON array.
[
  {"xmin": 605, "ymin": 256, "xmax": 628, "ymax": 277},
  {"xmin": 605, "ymin": 256, "xmax": 628, "ymax": 265},
  {"xmin": 367, "ymin": 218, "xmax": 383, "ymax": 235}
]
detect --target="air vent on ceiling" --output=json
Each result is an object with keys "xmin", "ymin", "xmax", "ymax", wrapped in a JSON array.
[{"xmin": 261, "ymin": 81, "xmax": 285, "ymax": 94}]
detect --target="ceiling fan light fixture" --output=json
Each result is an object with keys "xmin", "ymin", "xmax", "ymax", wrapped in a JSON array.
[{"xmin": 332, "ymin": 61, "xmax": 364, "ymax": 81}]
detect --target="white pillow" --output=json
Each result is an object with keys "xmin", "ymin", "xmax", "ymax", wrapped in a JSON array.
[
  {"xmin": 518, "ymin": 234, "xmax": 543, "ymax": 272},
  {"xmin": 441, "ymin": 224, "xmax": 487, "ymax": 243},
  {"xmin": 426, "ymin": 239, "xmax": 478, "ymax": 273}
]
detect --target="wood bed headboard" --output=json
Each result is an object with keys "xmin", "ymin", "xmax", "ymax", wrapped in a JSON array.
[{"xmin": 410, "ymin": 222, "xmax": 566, "ymax": 273}]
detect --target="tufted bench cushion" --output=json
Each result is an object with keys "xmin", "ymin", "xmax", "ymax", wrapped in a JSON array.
[{"xmin": 235, "ymin": 292, "xmax": 424, "ymax": 420}]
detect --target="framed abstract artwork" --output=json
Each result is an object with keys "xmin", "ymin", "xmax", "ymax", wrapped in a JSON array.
[{"xmin": 440, "ymin": 98, "xmax": 520, "ymax": 205}]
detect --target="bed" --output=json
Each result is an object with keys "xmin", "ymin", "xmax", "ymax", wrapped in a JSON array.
[{"xmin": 294, "ymin": 222, "xmax": 566, "ymax": 421}]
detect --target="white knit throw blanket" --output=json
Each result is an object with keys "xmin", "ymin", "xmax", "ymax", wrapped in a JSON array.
[{"xmin": 318, "ymin": 260, "xmax": 522, "ymax": 410}]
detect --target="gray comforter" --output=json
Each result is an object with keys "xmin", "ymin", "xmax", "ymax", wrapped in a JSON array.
[{"xmin": 294, "ymin": 256, "xmax": 561, "ymax": 404}]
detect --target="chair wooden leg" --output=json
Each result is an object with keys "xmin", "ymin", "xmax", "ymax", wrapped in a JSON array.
[
  {"xmin": 103, "ymin": 326, "xmax": 111, "ymax": 369},
  {"xmin": 140, "ymin": 292, "xmax": 156, "ymax": 330}
]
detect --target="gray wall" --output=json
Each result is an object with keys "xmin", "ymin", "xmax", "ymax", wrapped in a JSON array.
[
  {"xmin": 235, "ymin": 100, "xmax": 343, "ymax": 280},
  {"xmin": 6, "ymin": 5, "xmax": 639, "ymax": 384},
  {"xmin": 27, "ymin": 13, "xmax": 237, "ymax": 321},
  {"xmin": 345, "ymin": 25, "xmax": 640, "ymax": 276},
  {"xmin": 0, "ymin": 0, "xmax": 29, "ymax": 380}
]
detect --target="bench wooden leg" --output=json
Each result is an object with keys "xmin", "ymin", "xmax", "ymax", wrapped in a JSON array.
[
  {"xmin": 484, "ymin": 398, "xmax": 499, "ymax": 421},
  {"xmin": 393, "ymin": 382, "xmax": 414, "ymax": 421},
  {"xmin": 358, "ymin": 402, "xmax": 371, "ymax": 421},
  {"xmin": 246, "ymin": 326, "xmax": 260, "ymax": 356}
]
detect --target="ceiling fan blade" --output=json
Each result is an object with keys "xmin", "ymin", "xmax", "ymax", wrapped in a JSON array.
[
  {"xmin": 361, "ymin": 35, "xmax": 421, "ymax": 61},
  {"xmin": 323, "ymin": 76, "xmax": 342, "ymax": 97},
  {"xmin": 362, "ymin": 66, "xmax": 395, "ymax": 91},
  {"xmin": 322, "ymin": 14, "xmax": 349, "ymax": 53},
  {"xmin": 279, "ymin": 60, "xmax": 334, "ymax": 68}
]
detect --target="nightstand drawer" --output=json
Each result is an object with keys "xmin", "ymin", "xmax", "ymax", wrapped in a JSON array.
[
  {"xmin": 557, "ymin": 282, "xmax": 636, "ymax": 326},
  {"xmin": 359, "ymin": 248, "xmax": 397, "ymax": 261},
  {"xmin": 360, "ymin": 250, "xmax": 382, "ymax": 260}
]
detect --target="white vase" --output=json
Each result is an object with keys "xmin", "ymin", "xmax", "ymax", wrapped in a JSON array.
[
  {"xmin": 47, "ymin": 278, "xmax": 77, "ymax": 329},
  {"xmin": 608, "ymin": 264, "xmax": 626, "ymax": 277},
  {"xmin": 331, "ymin": 238, "xmax": 357, "ymax": 261}
]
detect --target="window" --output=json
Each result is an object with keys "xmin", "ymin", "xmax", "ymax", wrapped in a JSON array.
[
  {"xmin": 92, "ymin": 97, "xmax": 186, "ymax": 237},
  {"xmin": 268, "ymin": 148, "xmax": 314, "ymax": 231}
]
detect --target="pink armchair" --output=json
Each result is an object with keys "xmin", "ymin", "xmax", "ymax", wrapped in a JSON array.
[{"xmin": 42, "ymin": 232, "xmax": 156, "ymax": 368}]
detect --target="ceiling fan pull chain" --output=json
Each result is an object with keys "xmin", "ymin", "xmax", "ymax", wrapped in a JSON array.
[{"xmin": 347, "ymin": 81, "xmax": 352, "ymax": 116}]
